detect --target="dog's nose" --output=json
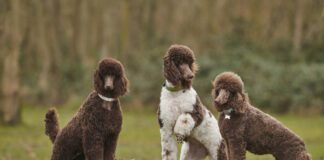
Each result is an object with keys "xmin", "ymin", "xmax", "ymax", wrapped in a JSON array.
[
  {"xmin": 187, "ymin": 74, "xmax": 194, "ymax": 79},
  {"xmin": 214, "ymin": 100, "xmax": 223, "ymax": 111},
  {"xmin": 105, "ymin": 85, "xmax": 113, "ymax": 90},
  {"xmin": 214, "ymin": 100, "xmax": 220, "ymax": 106},
  {"xmin": 104, "ymin": 76, "xmax": 114, "ymax": 90}
]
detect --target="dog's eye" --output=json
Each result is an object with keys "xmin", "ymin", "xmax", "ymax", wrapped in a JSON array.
[
  {"xmin": 98, "ymin": 72, "xmax": 105, "ymax": 79},
  {"xmin": 229, "ymin": 91, "xmax": 236, "ymax": 97},
  {"xmin": 107, "ymin": 74, "xmax": 116, "ymax": 78},
  {"xmin": 215, "ymin": 90, "xmax": 219, "ymax": 96}
]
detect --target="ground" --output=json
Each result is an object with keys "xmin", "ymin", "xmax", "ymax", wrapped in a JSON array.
[{"xmin": 0, "ymin": 106, "xmax": 323, "ymax": 160}]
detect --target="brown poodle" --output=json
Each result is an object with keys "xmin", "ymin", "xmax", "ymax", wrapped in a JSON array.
[
  {"xmin": 45, "ymin": 58, "xmax": 128, "ymax": 160},
  {"xmin": 212, "ymin": 72, "xmax": 311, "ymax": 160}
]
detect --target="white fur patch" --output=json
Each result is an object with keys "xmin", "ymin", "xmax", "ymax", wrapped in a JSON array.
[
  {"xmin": 98, "ymin": 94, "xmax": 116, "ymax": 102},
  {"xmin": 159, "ymin": 81, "xmax": 223, "ymax": 160},
  {"xmin": 174, "ymin": 113, "xmax": 195, "ymax": 136}
]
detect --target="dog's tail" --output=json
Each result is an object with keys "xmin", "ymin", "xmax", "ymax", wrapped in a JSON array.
[{"xmin": 45, "ymin": 107, "xmax": 60, "ymax": 143}]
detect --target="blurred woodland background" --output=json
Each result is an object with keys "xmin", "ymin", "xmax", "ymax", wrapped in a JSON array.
[
  {"xmin": 0, "ymin": 0, "xmax": 324, "ymax": 159},
  {"xmin": 1, "ymin": 0, "xmax": 324, "ymax": 124},
  {"xmin": 0, "ymin": 0, "xmax": 324, "ymax": 123}
]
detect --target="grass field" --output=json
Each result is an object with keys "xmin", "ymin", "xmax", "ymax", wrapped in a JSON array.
[{"xmin": 0, "ymin": 106, "xmax": 323, "ymax": 160}]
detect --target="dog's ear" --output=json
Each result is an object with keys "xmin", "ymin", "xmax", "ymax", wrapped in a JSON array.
[
  {"xmin": 114, "ymin": 73, "xmax": 129, "ymax": 96},
  {"xmin": 163, "ymin": 55, "xmax": 181, "ymax": 86},
  {"xmin": 94, "ymin": 69, "xmax": 104, "ymax": 92},
  {"xmin": 191, "ymin": 62, "xmax": 198, "ymax": 74},
  {"xmin": 232, "ymin": 92, "xmax": 247, "ymax": 114}
]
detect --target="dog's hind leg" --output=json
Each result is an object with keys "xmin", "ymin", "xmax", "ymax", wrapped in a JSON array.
[
  {"xmin": 295, "ymin": 151, "xmax": 311, "ymax": 160},
  {"xmin": 193, "ymin": 114, "xmax": 223, "ymax": 160},
  {"xmin": 180, "ymin": 138, "xmax": 208, "ymax": 160}
]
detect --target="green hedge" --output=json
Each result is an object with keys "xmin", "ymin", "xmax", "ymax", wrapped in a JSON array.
[{"xmin": 194, "ymin": 48, "xmax": 324, "ymax": 114}]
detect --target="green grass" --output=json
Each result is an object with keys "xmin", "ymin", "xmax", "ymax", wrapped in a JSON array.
[{"xmin": 0, "ymin": 106, "xmax": 323, "ymax": 160}]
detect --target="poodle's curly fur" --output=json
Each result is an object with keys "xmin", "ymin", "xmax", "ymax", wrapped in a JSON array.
[
  {"xmin": 163, "ymin": 44, "xmax": 198, "ymax": 89},
  {"xmin": 158, "ymin": 44, "xmax": 225, "ymax": 160},
  {"xmin": 45, "ymin": 58, "xmax": 128, "ymax": 160},
  {"xmin": 212, "ymin": 72, "xmax": 311, "ymax": 160}
]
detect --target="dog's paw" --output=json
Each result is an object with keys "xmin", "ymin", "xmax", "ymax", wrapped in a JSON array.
[{"xmin": 175, "ymin": 134, "xmax": 186, "ymax": 144}]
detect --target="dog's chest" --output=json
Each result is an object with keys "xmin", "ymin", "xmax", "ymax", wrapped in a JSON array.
[
  {"xmin": 100, "ymin": 101, "xmax": 122, "ymax": 131},
  {"xmin": 102, "ymin": 101, "xmax": 113, "ymax": 110},
  {"xmin": 160, "ymin": 88, "xmax": 197, "ymax": 121},
  {"xmin": 219, "ymin": 114, "xmax": 243, "ymax": 137}
]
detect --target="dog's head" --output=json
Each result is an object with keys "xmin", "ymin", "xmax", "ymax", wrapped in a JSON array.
[
  {"xmin": 163, "ymin": 44, "xmax": 198, "ymax": 89},
  {"xmin": 94, "ymin": 58, "xmax": 129, "ymax": 98},
  {"xmin": 212, "ymin": 72, "xmax": 248, "ymax": 113}
]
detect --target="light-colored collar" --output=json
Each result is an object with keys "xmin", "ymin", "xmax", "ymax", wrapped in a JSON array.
[
  {"xmin": 164, "ymin": 80, "xmax": 183, "ymax": 92},
  {"xmin": 223, "ymin": 108, "xmax": 234, "ymax": 120},
  {"xmin": 98, "ymin": 93, "xmax": 116, "ymax": 102}
]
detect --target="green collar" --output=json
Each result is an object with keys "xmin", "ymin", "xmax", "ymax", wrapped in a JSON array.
[
  {"xmin": 165, "ymin": 85, "xmax": 183, "ymax": 92},
  {"xmin": 163, "ymin": 81, "xmax": 183, "ymax": 92}
]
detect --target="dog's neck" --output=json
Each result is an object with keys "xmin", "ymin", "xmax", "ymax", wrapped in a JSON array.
[
  {"xmin": 98, "ymin": 93, "xmax": 117, "ymax": 102},
  {"xmin": 223, "ymin": 108, "xmax": 234, "ymax": 120},
  {"xmin": 164, "ymin": 80, "xmax": 184, "ymax": 92}
]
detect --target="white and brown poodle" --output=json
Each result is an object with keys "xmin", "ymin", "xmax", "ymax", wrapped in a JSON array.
[{"xmin": 158, "ymin": 44, "xmax": 226, "ymax": 160}]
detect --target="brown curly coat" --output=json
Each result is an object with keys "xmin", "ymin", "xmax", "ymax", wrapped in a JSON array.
[
  {"xmin": 45, "ymin": 58, "xmax": 128, "ymax": 160},
  {"xmin": 212, "ymin": 72, "xmax": 311, "ymax": 160}
]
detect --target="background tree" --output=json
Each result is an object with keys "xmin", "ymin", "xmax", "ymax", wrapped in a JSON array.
[
  {"xmin": 1, "ymin": 0, "xmax": 26, "ymax": 124},
  {"xmin": 0, "ymin": 0, "xmax": 323, "ymax": 125}
]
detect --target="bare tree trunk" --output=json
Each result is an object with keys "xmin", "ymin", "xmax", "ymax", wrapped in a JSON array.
[
  {"xmin": 74, "ymin": 0, "xmax": 92, "ymax": 69},
  {"xmin": 146, "ymin": 0, "xmax": 156, "ymax": 47},
  {"xmin": 120, "ymin": 0, "xmax": 130, "ymax": 59},
  {"xmin": 35, "ymin": 0, "xmax": 51, "ymax": 102},
  {"xmin": 2, "ymin": 49, "xmax": 20, "ymax": 124},
  {"xmin": 215, "ymin": 0, "xmax": 226, "ymax": 32},
  {"xmin": 99, "ymin": 3, "xmax": 111, "ymax": 59},
  {"xmin": 292, "ymin": 0, "xmax": 304, "ymax": 55},
  {"xmin": 1, "ymin": 0, "xmax": 23, "ymax": 124}
]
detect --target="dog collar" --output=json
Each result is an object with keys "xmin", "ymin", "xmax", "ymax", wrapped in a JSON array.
[
  {"xmin": 223, "ymin": 108, "xmax": 234, "ymax": 119},
  {"xmin": 165, "ymin": 85, "xmax": 183, "ymax": 92},
  {"xmin": 164, "ymin": 81, "xmax": 183, "ymax": 92},
  {"xmin": 98, "ymin": 94, "xmax": 116, "ymax": 102}
]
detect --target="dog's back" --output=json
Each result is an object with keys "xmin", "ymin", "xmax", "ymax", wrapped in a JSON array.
[{"xmin": 244, "ymin": 106, "xmax": 311, "ymax": 160}]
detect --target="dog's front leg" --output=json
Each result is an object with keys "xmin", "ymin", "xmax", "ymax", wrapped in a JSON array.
[
  {"xmin": 226, "ymin": 137, "xmax": 246, "ymax": 160},
  {"xmin": 174, "ymin": 113, "xmax": 195, "ymax": 143},
  {"xmin": 104, "ymin": 133, "xmax": 119, "ymax": 160},
  {"xmin": 160, "ymin": 126, "xmax": 178, "ymax": 160},
  {"xmin": 83, "ymin": 129, "xmax": 104, "ymax": 160}
]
